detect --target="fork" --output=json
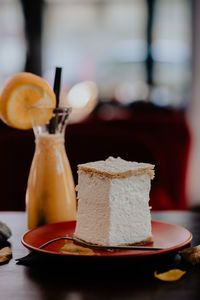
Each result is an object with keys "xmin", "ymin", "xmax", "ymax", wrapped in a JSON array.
[{"xmin": 38, "ymin": 236, "xmax": 163, "ymax": 251}]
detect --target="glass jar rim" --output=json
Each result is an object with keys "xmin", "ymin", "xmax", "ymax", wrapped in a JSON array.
[{"xmin": 53, "ymin": 106, "xmax": 72, "ymax": 113}]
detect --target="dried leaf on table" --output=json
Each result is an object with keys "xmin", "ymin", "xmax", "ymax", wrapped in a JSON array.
[
  {"xmin": 0, "ymin": 247, "xmax": 12, "ymax": 263},
  {"xmin": 154, "ymin": 269, "xmax": 186, "ymax": 282},
  {"xmin": 60, "ymin": 240, "xmax": 95, "ymax": 256},
  {"xmin": 0, "ymin": 221, "xmax": 12, "ymax": 242},
  {"xmin": 179, "ymin": 245, "xmax": 200, "ymax": 265}
]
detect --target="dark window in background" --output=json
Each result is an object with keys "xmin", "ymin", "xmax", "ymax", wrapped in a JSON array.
[
  {"xmin": 0, "ymin": 0, "xmax": 25, "ymax": 86},
  {"xmin": 151, "ymin": 0, "xmax": 192, "ymax": 107},
  {"xmin": 0, "ymin": 0, "xmax": 192, "ymax": 109}
]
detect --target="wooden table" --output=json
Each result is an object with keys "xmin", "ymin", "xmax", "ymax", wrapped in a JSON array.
[{"xmin": 0, "ymin": 211, "xmax": 200, "ymax": 300}]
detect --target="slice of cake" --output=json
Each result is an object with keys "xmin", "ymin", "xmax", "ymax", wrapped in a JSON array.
[{"xmin": 74, "ymin": 157, "xmax": 155, "ymax": 246}]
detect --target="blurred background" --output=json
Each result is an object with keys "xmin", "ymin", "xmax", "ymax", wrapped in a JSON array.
[{"xmin": 0, "ymin": 0, "xmax": 199, "ymax": 211}]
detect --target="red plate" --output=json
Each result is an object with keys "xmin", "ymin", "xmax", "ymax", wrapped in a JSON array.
[{"xmin": 22, "ymin": 220, "xmax": 192, "ymax": 257}]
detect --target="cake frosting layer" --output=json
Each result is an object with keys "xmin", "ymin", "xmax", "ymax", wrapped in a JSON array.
[{"xmin": 78, "ymin": 156, "xmax": 154, "ymax": 179}]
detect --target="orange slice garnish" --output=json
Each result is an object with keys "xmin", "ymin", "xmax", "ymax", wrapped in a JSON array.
[{"xmin": 0, "ymin": 72, "xmax": 56, "ymax": 129}]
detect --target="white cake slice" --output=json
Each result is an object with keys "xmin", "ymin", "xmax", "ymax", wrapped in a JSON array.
[{"xmin": 74, "ymin": 156, "xmax": 155, "ymax": 246}]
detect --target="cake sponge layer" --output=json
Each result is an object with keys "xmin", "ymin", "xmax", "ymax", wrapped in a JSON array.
[{"xmin": 74, "ymin": 157, "xmax": 154, "ymax": 246}]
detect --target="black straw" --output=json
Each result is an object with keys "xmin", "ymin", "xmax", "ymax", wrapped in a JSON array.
[
  {"xmin": 49, "ymin": 67, "xmax": 62, "ymax": 133},
  {"xmin": 53, "ymin": 67, "xmax": 62, "ymax": 107}
]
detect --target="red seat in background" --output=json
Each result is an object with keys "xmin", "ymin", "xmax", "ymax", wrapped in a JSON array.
[
  {"xmin": 0, "ymin": 103, "xmax": 191, "ymax": 211},
  {"xmin": 67, "ymin": 103, "xmax": 191, "ymax": 211}
]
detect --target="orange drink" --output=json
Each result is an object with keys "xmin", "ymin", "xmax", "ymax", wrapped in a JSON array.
[
  {"xmin": 0, "ymin": 72, "xmax": 77, "ymax": 229},
  {"xmin": 26, "ymin": 107, "xmax": 76, "ymax": 229}
]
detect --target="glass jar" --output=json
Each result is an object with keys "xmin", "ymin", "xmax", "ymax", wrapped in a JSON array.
[{"xmin": 26, "ymin": 107, "xmax": 76, "ymax": 229}]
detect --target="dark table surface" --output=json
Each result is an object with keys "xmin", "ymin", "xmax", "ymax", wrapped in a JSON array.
[{"xmin": 0, "ymin": 210, "xmax": 200, "ymax": 300}]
